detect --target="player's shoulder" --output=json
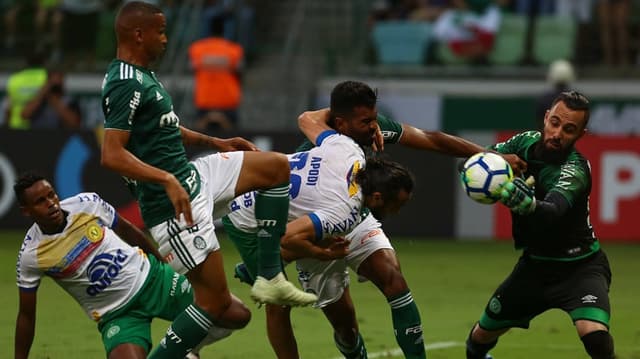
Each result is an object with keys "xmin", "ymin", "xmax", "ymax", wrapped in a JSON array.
[
  {"xmin": 19, "ymin": 225, "xmax": 41, "ymax": 254},
  {"xmin": 512, "ymin": 130, "xmax": 540, "ymax": 141},
  {"xmin": 565, "ymin": 149, "xmax": 590, "ymax": 172},
  {"xmin": 102, "ymin": 60, "xmax": 150, "ymax": 92},
  {"xmin": 317, "ymin": 130, "xmax": 361, "ymax": 152},
  {"xmin": 60, "ymin": 192, "xmax": 105, "ymax": 210},
  {"xmin": 498, "ymin": 130, "xmax": 540, "ymax": 150}
]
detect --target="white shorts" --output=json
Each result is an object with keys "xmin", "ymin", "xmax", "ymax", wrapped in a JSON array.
[
  {"xmin": 296, "ymin": 213, "xmax": 394, "ymax": 308},
  {"xmin": 150, "ymin": 151, "xmax": 244, "ymax": 275}
]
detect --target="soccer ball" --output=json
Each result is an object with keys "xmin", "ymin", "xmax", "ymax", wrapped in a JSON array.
[{"xmin": 460, "ymin": 152, "xmax": 513, "ymax": 204}]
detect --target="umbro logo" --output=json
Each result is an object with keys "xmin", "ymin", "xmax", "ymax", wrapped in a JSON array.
[
  {"xmin": 156, "ymin": 91, "xmax": 164, "ymax": 101},
  {"xmin": 581, "ymin": 294, "xmax": 598, "ymax": 304}
]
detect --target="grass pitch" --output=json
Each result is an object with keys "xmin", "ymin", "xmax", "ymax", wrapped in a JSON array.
[{"xmin": 1, "ymin": 230, "xmax": 638, "ymax": 358}]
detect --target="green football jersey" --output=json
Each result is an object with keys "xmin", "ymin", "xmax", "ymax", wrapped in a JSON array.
[
  {"xmin": 102, "ymin": 60, "xmax": 200, "ymax": 227},
  {"xmin": 492, "ymin": 131, "xmax": 598, "ymax": 260},
  {"xmin": 295, "ymin": 113, "xmax": 403, "ymax": 152}
]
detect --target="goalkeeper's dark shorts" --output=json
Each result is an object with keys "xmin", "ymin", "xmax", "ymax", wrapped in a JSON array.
[{"xmin": 478, "ymin": 250, "xmax": 612, "ymax": 331}]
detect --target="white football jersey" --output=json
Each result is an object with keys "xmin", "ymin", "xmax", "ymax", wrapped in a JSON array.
[
  {"xmin": 16, "ymin": 193, "xmax": 150, "ymax": 321},
  {"xmin": 227, "ymin": 130, "xmax": 365, "ymax": 240}
]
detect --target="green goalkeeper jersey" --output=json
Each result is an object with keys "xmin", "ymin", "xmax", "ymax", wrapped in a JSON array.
[
  {"xmin": 492, "ymin": 131, "xmax": 599, "ymax": 261},
  {"xmin": 101, "ymin": 60, "xmax": 200, "ymax": 227}
]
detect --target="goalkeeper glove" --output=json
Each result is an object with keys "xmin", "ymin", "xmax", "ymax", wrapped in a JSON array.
[{"xmin": 500, "ymin": 176, "xmax": 536, "ymax": 215}]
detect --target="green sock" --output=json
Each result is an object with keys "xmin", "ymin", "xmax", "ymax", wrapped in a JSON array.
[
  {"xmin": 334, "ymin": 332, "xmax": 368, "ymax": 359},
  {"xmin": 389, "ymin": 291, "xmax": 425, "ymax": 359},
  {"xmin": 148, "ymin": 304, "xmax": 212, "ymax": 359},
  {"xmin": 255, "ymin": 183, "xmax": 289, "ymax": 280}
]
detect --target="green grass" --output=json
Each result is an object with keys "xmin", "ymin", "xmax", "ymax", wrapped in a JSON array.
[{"xmin": 1, "ymin": 231, "xmax": 639, "ymax": 358}]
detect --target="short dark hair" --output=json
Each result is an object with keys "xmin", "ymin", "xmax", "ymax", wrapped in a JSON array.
[
  {"xmin": 118, "ymin": 0, "xmax": 163, "ymax": 17},
  {"xmin": 356, "ymin": 157, "xmax": 414, "ymax": 200},
  {"xmin": 552, "ymin": 91, "xmax": 590, "ymax": 126},
  {"xmin": 329, "ymin": 81, "xmax": 377, "ymax": 120},
  {"xmin": 14, "ymin": 172, "xmax": 46, "ymax": 205},
  {"xmin": 116, "ymin": 1, "xmax": 163, "ymax": 32}
]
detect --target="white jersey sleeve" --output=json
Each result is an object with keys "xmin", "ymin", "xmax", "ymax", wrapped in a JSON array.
[
  {"xmin": 227, "ymin": 130, "xmax": 366, "ymax": 241},
  {"xmin": 15, "ymin": 192, "xmax": 150, "ymax": 321}
]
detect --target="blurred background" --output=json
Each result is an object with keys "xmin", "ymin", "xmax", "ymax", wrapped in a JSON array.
[{"xmin": 0, "ymin": 0, "xmax": 639, "ymax": 242}]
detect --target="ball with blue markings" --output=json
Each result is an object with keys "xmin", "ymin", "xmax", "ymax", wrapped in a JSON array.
[{"xmin": 461, "ymin": 152, "xmax": 513, "ymax": 204}]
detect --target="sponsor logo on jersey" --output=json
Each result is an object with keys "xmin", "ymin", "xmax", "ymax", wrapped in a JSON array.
[
  {"xmin": 360, "ymin": 229, "xmax": 382, "ymax": 244},
  {"xmin": 169, "ymin": 272, "xmax": 180, "ymax": 296},
  {"xmin": 322, "ymin": 205, "xmax": 360, "ymax": 236},
  {"xmin": 128, "ymin": 91, "xmax": 141, "ymax": 125},
  {"xmin": 346, "ymin": 161, "xmax": 362, "ymax": 197},
  {"xmin": 581, "ymin": 294, "xmax": 598, "ymax": 304},
  {"xmin": 86, "ymin": 249, "xmax": 128, "ymax": 296}
]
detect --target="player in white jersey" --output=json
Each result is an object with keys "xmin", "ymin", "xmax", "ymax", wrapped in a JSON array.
[
  {"xmin": 276, "ymin": 80, "xmax": 528, "ymax": 359},
  {"xmin": 13, "ymin": 173, "xmax": 246, "ymax": 359},
  {"xmin": 225, "ymin": 81, "xmax": 417, "ymax": 359}
]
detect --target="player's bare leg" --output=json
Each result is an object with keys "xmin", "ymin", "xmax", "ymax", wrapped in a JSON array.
[
  {"xmin": 321, "ymin": 287, "xmax": 367, "ymax": 359},
  {"xmin": 266, "ymin": 304, "xmax": 300, "ymax": 359},
  {"xmin": 358, "ymin": 248, "xmax": 425, "ymax": 359},
  {"xmin": 149, "ymin": 251, "xmax": 250, "ymax": 358},
  {"xmin": 109, "ymin": 343, "xmax": 147, "ymax": 359}
]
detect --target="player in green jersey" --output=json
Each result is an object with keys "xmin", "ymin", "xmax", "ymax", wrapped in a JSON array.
[
  {"xmin": 256, "ymin": 80, "xmax": 527, "ymax": 359},
  {"xmin": 465, "ymin": 91, "xmax": 615, "ymax": 359},
  {"xmin": 100, "ymin": 2, "xmax": 316, "ymax": 358}
]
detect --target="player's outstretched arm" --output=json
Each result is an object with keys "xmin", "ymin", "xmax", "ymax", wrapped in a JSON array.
[
  {"xmin": 280, "ymin": 216, "xmax": 349, "ymax": 262},
  {"xmin": 179, "ymin": 126, "xmax": 259, "ymax": 151},
  {"xmin": 400, "ymin": 124, "xmax": 528, "ymax": 175},
  {"xmin": 15, "ymin": 290, "xmax": 37, "ymax": 359},
  {"xmin": 399, "ymin": 123, "xmax": 486, "ymax": 155},
  {"xmin": 101, "ymin": 128, "xmax": 194, "ymax": 226},
  {"xmin": 113, "ymin": 213, "xmax": 164, "ymax": 261}
]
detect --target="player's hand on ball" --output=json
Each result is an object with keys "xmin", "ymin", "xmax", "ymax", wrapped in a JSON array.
[{"xmin": 500, "ymin": 176, "xmax": 536, "ymax": 215}]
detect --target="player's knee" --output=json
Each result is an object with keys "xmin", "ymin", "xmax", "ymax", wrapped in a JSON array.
[
  {"xmin": 267, "ymin": 152, "xmax": 291, "ymax": 183},
  {"xmin": 378, "ymin": 268, "xmax": 408, "ymax": 297},
  {"xmin": 220, "ymin": 296, "xmax": 251, "ymax": 329},
  {"xmin": 580, "ymin": 330, "xmax": 615, "ymax": 359}
]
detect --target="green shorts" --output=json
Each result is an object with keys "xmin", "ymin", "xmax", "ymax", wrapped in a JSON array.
[
  {"xmin": 479, "ymin": 250, "xmax": 612, "ymax": 331},
  {"xmin": 97, "ymin": 255, "xmax": 194, "ymax": 355}
]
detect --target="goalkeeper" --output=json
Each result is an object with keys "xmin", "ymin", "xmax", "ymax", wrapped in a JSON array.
[{"xmin": 465, "ymin": 91, "xmax": 615, "ymax": 359}]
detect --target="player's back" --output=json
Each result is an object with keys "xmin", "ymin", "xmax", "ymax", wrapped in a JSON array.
[{"xmin": 226, "ymin": 130, "xmax": 366, "ymax": 240}]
